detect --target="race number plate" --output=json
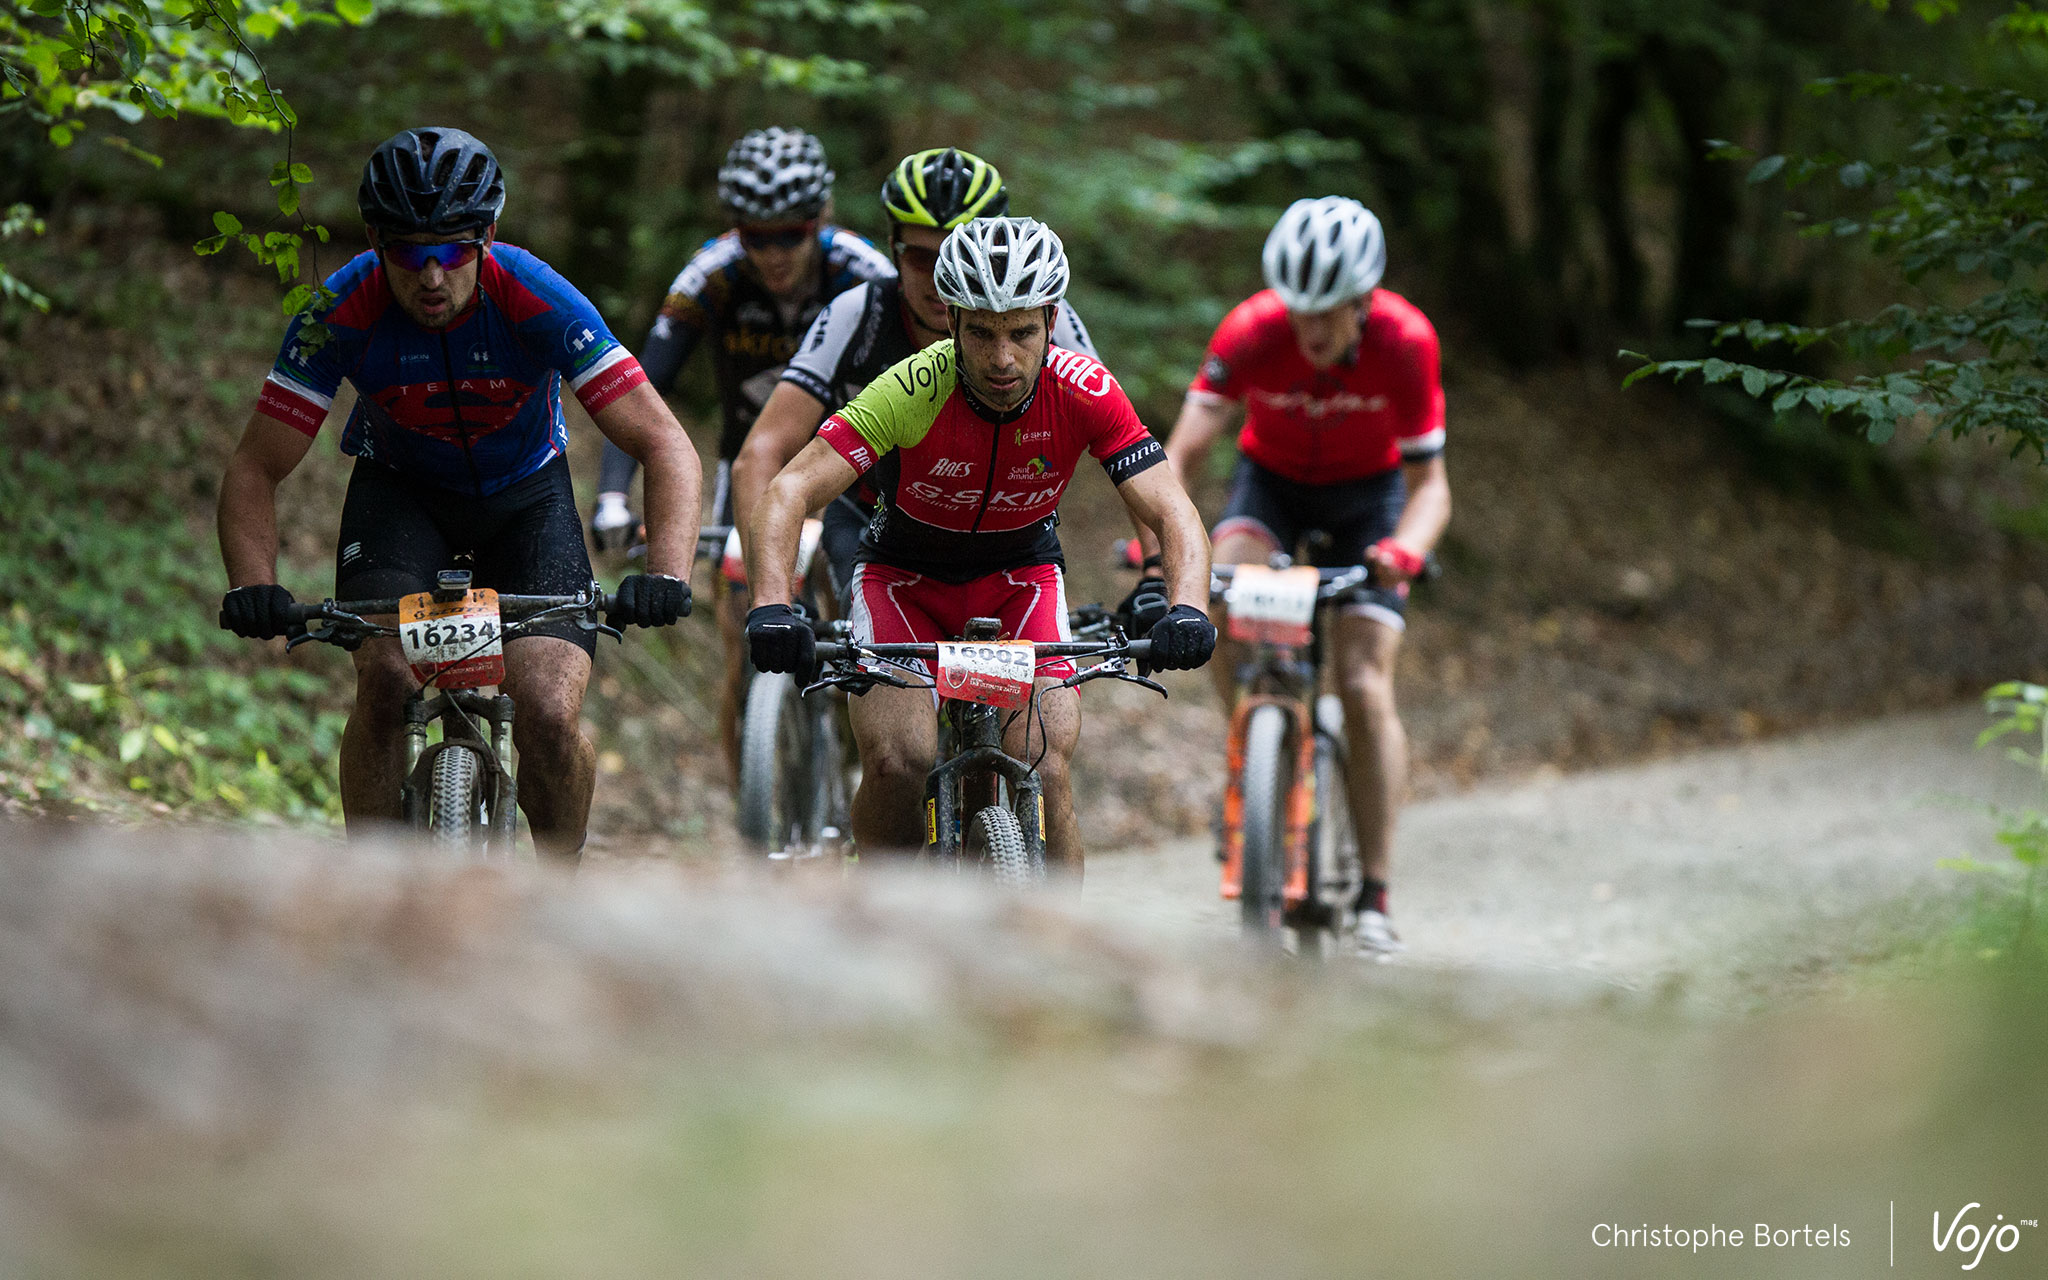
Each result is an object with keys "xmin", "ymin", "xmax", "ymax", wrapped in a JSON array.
[
  {"xmin": 399, "ymin": 588, "xmax": 505, "ymax": 689},
  {"xmin": 934, "ymin": 639, "xmax": 1035, "ymax": 710},
  {"xmin": 1226, "ymin": 565, "xmax": 1319, "ymax": 646}
]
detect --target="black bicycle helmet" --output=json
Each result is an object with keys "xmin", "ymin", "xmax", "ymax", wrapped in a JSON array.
[
  {"xmin": 358, "ymin": 127, "xmax": 506, "ymax": 235},
  {"xmin": 717, "ymin": 127, "xmax": 834, "ymax": 223},
  {"xmin": 879, "ymin": 148, "xmax": 1008, "ymax": 230}
]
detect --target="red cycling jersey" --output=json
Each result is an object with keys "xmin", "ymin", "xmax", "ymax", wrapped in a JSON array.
[
  {"xmin": 817, "ymin": 341, "xmax": 1164, "ymax": 583},
  {"xmin": 1188, "ymin": 288, "xmax": 1445, "ymax": 485}
]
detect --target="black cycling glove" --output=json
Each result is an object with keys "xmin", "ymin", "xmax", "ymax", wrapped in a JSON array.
[
  {"xmin": 220, "ymin": 584, "xmax": 297, "ymax": 639},
  {"xmin": 746, "ymin": 603, "xmax": 816, "ymax": 678},
  {"xmin": 1147, "ymin": 604, "xmax": 1217, "ymax": 671},
  {"xmin": 610, "ymin": 574, "xmax": 691, "ymax": 629},
  {"xmin": 1117, "ymin": 575, "xmax": 1171, "ymax": 636}
]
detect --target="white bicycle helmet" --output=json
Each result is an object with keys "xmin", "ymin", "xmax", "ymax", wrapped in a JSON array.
[
  {"xmin": 933, "ymin": 216, "xmax": 1070, "ymax": 312},
  {"xmin": 1261, "ymin": 196, "xmax": 1386, "ymax": 312}
]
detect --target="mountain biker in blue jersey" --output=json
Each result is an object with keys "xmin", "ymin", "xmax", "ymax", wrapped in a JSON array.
[
  {"xmin": 588, "ymin": 127, "xmax": 894, "ymax": 782},
  {"xmin": 216, "ymin": 126, "xmax": 702, "ymax": 860}
]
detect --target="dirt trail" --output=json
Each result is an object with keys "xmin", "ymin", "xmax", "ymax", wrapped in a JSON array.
[{"xmin": 1083, "ymin": 704, "xmax": 2033, "ymax": 995}]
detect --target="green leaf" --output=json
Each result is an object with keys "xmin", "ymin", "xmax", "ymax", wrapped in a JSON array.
[
  {"xmin": 213, "ymin": 211, "xmax": 243, "ymax": 235},
  {"xmin": 150, "ymin": 724, "xmax": 179, "ymax": 755},
  {"xmin": 1772, "ymin": 388, "xmax": 1805, "ymax": 414},
  {"xmin": 1838, "ymin": 161, "xmax": 1871, "ymax": 189},
  {"xmin": 47, "ymin": 123, "xmax": 75, "ymax": 148},
  {"xmin": 277, "ymin": 184, "xmax": 299, "ymax": 216},
  {"xmin": 1748, "ymin": 155, "xmax": 1787, "ymax": 184},
  {"xmin": 1866, "ymin": 417, "xmax": 1896, "ymax": 444},
  {"xmin": 118, "ymin": 727, "xmax": 146, "ymax": 765},
  {"xmin": 1741, "ymin": 368, "xmax": 1771, "ymax": 397},
  {"xmin": 290, "ymin": 162, "xmax": 313, "ymax": 183},
  {"xmin": 336, "ymin": 0, "xmax": 375, "ymax": 24}
]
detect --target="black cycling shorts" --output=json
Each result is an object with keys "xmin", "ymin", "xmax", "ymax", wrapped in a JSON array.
[
  {"xmin": 820, "ymin": 491, "xmax": 868, "ymax": 612},
  {"xmin": 1215, "ymin": 458, "xmax": 1409, "ymax": 628},
  {"xmin": 334, "ymin": 456, "xmax": 598, "ymax": 654}
]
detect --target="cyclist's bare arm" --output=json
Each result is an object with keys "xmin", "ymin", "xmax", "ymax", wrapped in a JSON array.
[
  {"xmin": 749, "ymin": 437, "xmax": 859, "ymax": 607},
  {"xmin": 218, "ymin": 411, "xmax": 315, "ymax": 588},
  {"xmin": 1371, "ymin": 453, "xmax": 1451, "ymax": 582},
  {"xmin": 1138, "ymin": 391, "xmax": 1242, "ymax": 559},
  {"xmin": 1115, "ymin": 462, "xmax": 1212, "ymax": 611},
  {"xmin": 592, "ymin": 382, "xmax": 702, "ymax": 579},
  {"xmin": 730, "ymin": 379, "xmax": 829, "ymax": 550}
]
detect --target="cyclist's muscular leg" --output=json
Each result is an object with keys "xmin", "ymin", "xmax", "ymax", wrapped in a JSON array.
[
  {"xmin": 1208, "ymin": 526, "xmax": 1282, "ymax": 708},
  {"xmin": 847, "ymin": 680, "xmax": 938, "ymax": 855},
  {"xmin": 1003, "ymin": 681, "xmax": 1083, "ymax": 877},
  {"xmin": 341, "ymin": 635, "xmax": 417, "ymax": 834},
  {"xmin": 500, "ymin": 636, "xmax": 596, "ymax": 862},
  {"xmin": 1331, "ymin": 613, "xmax": 1406, "ymax": 885}
]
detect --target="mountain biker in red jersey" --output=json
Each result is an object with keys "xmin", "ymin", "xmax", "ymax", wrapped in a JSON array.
[
  {"xmin": 1150, "ymin": 196, "xmax": 1451, "ymax": 954},
  {"xmin": 745, "ymin": 217, "xmax": 1215, "ymax": 877},
  {"xmin": 216, "ymin": 127, "xmax": 701, "ymax": 859},
  {"xmin": 588, "ymin": 127, "xmax": 893, "ymax": 783}
]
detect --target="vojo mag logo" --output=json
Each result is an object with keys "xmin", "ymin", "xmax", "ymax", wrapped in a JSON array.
[{"xmin": 1933, "ymin": 1203, "xmax": 2037, "ymax": 1270}]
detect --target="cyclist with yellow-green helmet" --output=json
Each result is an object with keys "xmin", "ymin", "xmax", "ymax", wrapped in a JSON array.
[{"xmin": 729, "ymin": 147, "xmax": 1100, "ymax": 606}]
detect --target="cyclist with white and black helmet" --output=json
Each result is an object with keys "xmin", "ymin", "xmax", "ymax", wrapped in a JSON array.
[
  {"xmin": 731, "ymin": 146, "xmax": 1102, "ymax": 610},
  {"xmin": 744, "ymin": 216, "xmax": 1214, "ymax": 875},
  {"xmin": 590, "ymin": 126, "xmax": 892, "ymax": 781},
  {"xmin": 216, "ymin": 126, "xmax": 702, "ymax": 859},
  {"xmin": 1152, "ymin": 195, "xmax": 1452, "ymax": 954}
]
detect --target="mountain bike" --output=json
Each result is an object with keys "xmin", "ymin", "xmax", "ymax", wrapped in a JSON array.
[
  {"xmin": 233, "ymin": 569, "xmax": 667, "ymax": 856},
  {"xmin": 804, "ymin": 609, "xmax": 1157, "ymax": 884},
  {"xmin": 1212, "ymin": 559, "xmax": 1411, "ymax": 949},
  {"xmin": 703, "ymin": 518, "xmax": 858, "ymax": 860}
]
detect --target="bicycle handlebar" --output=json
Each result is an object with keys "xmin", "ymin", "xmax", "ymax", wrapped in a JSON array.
[
  {"xmin": 280, "ymin": 591, "xmax": 619, "ymax": 627},
  {"xmin": 814, "ymin": 637, "xmax": 1152, "ymax": 664}
]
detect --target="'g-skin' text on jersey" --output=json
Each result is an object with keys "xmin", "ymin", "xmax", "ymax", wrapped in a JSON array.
[
  {"xmin": 1188, "ymin": 287, "xmax": 1445, "ymax": 485},
  {"xmin": 816, "ymin": 341, "xmax": 1164, "ymax": 583},
  {"xmin": 781, "ymin": 278, "xmax": 1098, "ymax": 413},
  {"xmin": 255, "ymin": 245, "xmax": 647, "ymax": 497},
  {"xmin": 643, "ymin": 224, "xmax": 894, "ymax": 459}
]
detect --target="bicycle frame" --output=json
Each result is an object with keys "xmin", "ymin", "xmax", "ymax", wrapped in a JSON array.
[{"xmin": 925, "ymin": 619, "xmax": 1048, "ymax": 867}]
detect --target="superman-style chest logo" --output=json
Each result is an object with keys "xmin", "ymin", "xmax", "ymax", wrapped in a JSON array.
[{"xmin": 370, "ymin": 379, "xmax": 535, "ymax": 443}]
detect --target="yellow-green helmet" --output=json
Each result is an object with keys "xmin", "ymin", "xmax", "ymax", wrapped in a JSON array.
[{"xmin": 879, "ymin": 148, "xmax": 1008, "ymax": 230}]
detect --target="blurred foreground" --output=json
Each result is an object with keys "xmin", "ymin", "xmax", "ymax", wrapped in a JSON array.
[{"xmin": 2, "ymin": 801, "xmax": 2042, "ymax": 1277}]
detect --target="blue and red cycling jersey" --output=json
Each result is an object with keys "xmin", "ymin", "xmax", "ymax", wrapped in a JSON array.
[{"xmin": 254, "ymin": 244, "xmax": 648, "ymax": 496}]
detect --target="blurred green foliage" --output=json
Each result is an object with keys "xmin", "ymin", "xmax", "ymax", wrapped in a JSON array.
[{"xmin": 0, "ymin": 432, "xmax": 348, "ymax": 822}]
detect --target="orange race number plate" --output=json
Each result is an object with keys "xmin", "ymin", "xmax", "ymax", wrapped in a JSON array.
[{"xmin": 398, "ymin": 588, "xmax": 505, "ymax": 689}]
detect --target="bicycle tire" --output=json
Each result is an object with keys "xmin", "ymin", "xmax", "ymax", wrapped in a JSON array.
[
  {"xmin": 736, "ymin": 670, "xmax": 807, "ymax": 852},
  {"xmin": 1239, "ymin": 704, "xmax": 1291, "ymax": 937},
  {"xmin": 430, "ymin": 745, "xmax": 481, "ymax": 853},
  {"xmin": 1300, "ymin": 729, "xmax": 1355, "ymax": 947},
  {"xmin": 969, "ymin": 804, "xmax": 1038, "ymax": 888}
]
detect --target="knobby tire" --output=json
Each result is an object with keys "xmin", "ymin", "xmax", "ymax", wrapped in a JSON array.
[
  {"xmin": 737, "ymin": 671, "xmax": 806, "ymax": 852},
  {"xmin": 430, "ymin": 745, "xmax": 482, "ymax": 853},
  {"xmin": 1239, "ymin": 705, "xmax": 1290, "ymax": 938},
  {"xmin": 969, "ymin": 804, "xmax": 1038, "ymax": 888}
]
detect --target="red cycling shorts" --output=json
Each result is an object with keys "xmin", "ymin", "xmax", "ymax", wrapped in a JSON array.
[{"xmin": 848, "ymin": 561, "xmax": 1076, "ymax": 682}]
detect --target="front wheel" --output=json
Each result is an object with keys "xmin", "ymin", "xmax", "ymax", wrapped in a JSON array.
[
  {"xmin": 969, "ymin": 804, "xmax": 1041, "ymax": 888},
  {"xmin": 1238, "ymin": 704, "xmax": 1291, "ymax": 938},
  {"xmin": 429, "ymin": 745, "xmax": 483, "ymax": 853},
  {"xmin": 737, "ymin": 670, "xmax": 810, "ymax": 854}
]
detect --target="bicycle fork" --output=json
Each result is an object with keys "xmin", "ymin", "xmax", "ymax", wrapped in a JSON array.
[
  {"xmin": 400, "ymin": 688, "xmax": 519, "ymax": 850},
  {"xmin": 1219, "ymin": 694, "xmax": 1318, "ymax": 905},
  {"xmin": 924, "ymin": 746, "xmax": 1047, "ymax": 866}
]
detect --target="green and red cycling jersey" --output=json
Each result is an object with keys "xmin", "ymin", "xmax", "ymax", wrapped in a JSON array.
[
  {"xmin": 1189, "ymin": 287, "xmax": 1444, "ymax": 485},
  {"xmin": 254, "ymin": 244, "xmax": 646, "ymax": 497},
  {"xmin": 816, "ymin": 340, "xmax": 1164, "ymax": 584}
]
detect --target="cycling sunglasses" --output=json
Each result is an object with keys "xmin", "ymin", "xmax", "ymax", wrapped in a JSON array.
[
  {"xmin": 380, "ymin": 237, "xmax": 488, "ymax": 272},
  {"xmin": 892, "ymin": 241, "xmax": 942, "ymax": 274},
  {"xmin": 738, "ymin": 221, "xmax": 816, "ymax": 251}
]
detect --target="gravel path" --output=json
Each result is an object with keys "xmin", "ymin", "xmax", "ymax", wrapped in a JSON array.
[{"xmin": 1082, "ymin": 704, "xmax": 2036, "ymax": 992}]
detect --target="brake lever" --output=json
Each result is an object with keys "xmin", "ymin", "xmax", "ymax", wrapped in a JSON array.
[{"xmin": 1055, "ymin": 659, "xmax": 1168, "ymax": 699}]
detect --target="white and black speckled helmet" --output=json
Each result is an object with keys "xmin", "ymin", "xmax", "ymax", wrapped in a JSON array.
[
  {"xmin": 1261, "ymin": 196, "xmax": 1386, "ymax": 312},
  {"xmin": 933, "ymin": 216, "xmax": 1070, "ymax": 313},
  {"xmin": 717, "ymin": 127, "xmax": 834, "ymax": 223}
]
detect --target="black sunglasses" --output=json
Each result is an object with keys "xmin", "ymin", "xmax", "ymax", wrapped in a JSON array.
[
  {"xmin": 739, "ymin": 221, "xmax": 816, "ymax": 250},
  {"xmin": 380, "ymin": 237, "xmax": 488, "ymax": 272}
]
